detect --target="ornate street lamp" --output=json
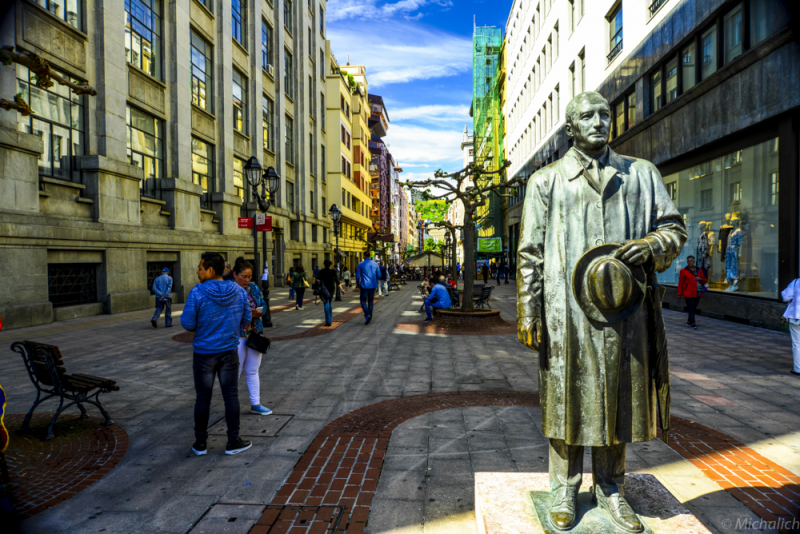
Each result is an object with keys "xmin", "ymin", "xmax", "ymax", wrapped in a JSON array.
[{"xmin": 329, "ymin": 204, "xmax": 342, "ymax": 301}]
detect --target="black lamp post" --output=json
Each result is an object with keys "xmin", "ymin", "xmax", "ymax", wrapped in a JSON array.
[
  {"xmin": 329, "ymin": 204, "xmax": 342, "ymax": 301},
  {"xmin": 244, "ymin": 156, "xmax": 280, "ymax": 328}
]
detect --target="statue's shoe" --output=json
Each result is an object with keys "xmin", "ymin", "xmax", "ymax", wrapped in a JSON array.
[
  {"xmin": 548, "ymin": 486, "xmax": 578, "ymax": 531},
  {"xmin": 593, "ymin": 490, "xmax": 644, "ymax": 533}
]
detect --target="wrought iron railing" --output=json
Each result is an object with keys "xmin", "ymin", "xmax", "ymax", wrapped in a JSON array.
[
  {"xmin": 607, "ymin": 39, "xmax": 623, "ymax": 62},
  {"xmin": 48, "ymin": 264, "xmax": 98, "ymax": 308},
  {"xmin": 649, "ymin": 0, "xmax": 668, "ymax": 16}
]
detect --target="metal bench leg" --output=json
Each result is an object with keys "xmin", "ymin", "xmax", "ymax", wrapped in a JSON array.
[
  {"xmin": 77, "ymin": 402, "xmax": 89, "ymax": 419},
  {"xmin": 87, "ymin": 391, "xmax": 114, "ymax": 426},
  {"xmin": 45, "ymin": 396, "xmax": 67, "ymax": 440},
  {"xmin": 21, "ymin": 391, "xmax": 53, "ymax": 433}
]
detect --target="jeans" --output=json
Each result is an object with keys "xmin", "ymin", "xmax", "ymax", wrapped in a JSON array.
[
  {"xmin": 153, "ymin": 298, "xmax": 172, "ymax": 326},
  {"xmin": 289, "ymin": 285, "xmax": 295, "ymax": 299},
  {"xmin": 685, "ymin": 297, "xmax": 697, "ymax": 325},
  {"xmin": 295, "ymin": 287, "xmax": 305, "ymax": 308},
  {"xmin": 193, "ymin": 349, "xmax": 240, "ymax": 443},
  {"xmin": 424, "ymin": 300, "xmax": 442, "ymax": 320},
  {"xmin": 360, "ymin": 288, "xmax": 376, "ymax": 318},
  {"xmin": 790, "ymin": 323, "xmax": 800, "ymax": 372},
  {"xmin": 323, "ymin": 299, "xmax": 333, "ymax": 325},
  {"xmin": 237, "ymin": 338, "xmax": 262, "ymax": 406},
  {"xmin": 379, "ymin": 280, "xmax": 389, "ymax": 296}
]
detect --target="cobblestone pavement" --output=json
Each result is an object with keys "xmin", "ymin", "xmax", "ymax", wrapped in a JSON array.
[{"xmin": 1, "ymin": 281, "xmax": 799, "ymax": 533}]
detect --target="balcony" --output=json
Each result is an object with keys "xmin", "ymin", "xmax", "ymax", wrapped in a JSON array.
[
  {"xmin": 648, "ymin": 0, "xmax": 668, "ymax": 17},
  {"xmin": 607, "ymin": 38, "xmax": 623, "ymax": 63}
]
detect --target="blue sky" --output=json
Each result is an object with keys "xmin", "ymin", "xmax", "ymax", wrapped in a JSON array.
[{"xmin": 327, "ymin": 0, "xmax": 512, "ymax": 184}]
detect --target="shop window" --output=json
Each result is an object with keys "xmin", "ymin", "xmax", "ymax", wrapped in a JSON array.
[
  {"xmin": 127, "ymin": 105, "xmax": 163, "ymax": 199},
  {"xmin": 48, "ymin": 264, "xmax": 97, "ymax": 308},
  {"xmin": 125, "ymin": 0, "xmax": 161, "ymax": 79},
  {"xmin": 681, "ymin": 42, "xmax": 697, "ymax": 93},
  {"xmin": 657, "ymin": 137, "xmax": 780, "ymax": 298},
  {"xmin": 16, "ymin": 65, "xmax": 84, "ymax": 184},
  {"xmin": 192, "ymin": 138, "xmax": 215, "ymax": 209},
  {"xmin": 723, "ymin": 3, "xmax": 744, "ymax": 65},
  {"xmin": 700, "ymin": 26, "xmax": 717, "ymax": 80}
]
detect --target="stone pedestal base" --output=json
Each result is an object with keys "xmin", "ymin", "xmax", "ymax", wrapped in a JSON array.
[{"xmin": 475, "ymin": 473, "xmax": 712, "ymax": 534}]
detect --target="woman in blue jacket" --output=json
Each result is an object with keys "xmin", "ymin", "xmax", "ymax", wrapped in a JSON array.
[{"xmin": 231, "ymin": 257, "xmax": 272, "ymax": 415}]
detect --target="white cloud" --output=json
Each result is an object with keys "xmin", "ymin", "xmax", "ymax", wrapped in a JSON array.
[
  {"xmin": 328, "ymin": 0, "xmax": 452, "ymax": 22},
  {"xmin": 391, "ymin": 104, "xmax": 470, "ymax": 122},
  {"xmin": 383, "ymin": 124, "xmax": 464, "ymax": 166},
  {"xmin": 327, "ymin": 22, "xmax": 471, "ymax": 87}
]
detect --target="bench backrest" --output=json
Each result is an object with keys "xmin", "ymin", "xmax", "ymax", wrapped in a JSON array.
[{"xmin": 11, "ymin": 341, "xmax": 67, "ymax": 391}]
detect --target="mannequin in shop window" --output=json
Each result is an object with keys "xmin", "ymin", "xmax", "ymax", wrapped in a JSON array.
[
  {"xmin": 706, "ymin": 222, "xmax": 716, "ymax": 280},
  {"xmin": 718, "ymin": 213, "xmax": 734, "ymax": 280},
  {"xmin": 696, "ymin": 221, "xmax": 711, "ymax": 279},
  {"xmin": 725, "ymin": 215, "xmax": 744, "ymax": 292}
]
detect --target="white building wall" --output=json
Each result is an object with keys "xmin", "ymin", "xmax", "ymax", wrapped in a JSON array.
[{"xmin": 504, "ymin": 0, "xmax": 680, "ymax": 179}]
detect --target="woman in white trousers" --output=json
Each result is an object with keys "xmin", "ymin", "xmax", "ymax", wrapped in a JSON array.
[{"xmin": 781, "ymin": 278, "xmax": 800, "ymax": 376}]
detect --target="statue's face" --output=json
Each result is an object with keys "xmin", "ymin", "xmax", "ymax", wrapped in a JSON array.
[{"xmin": 567, "ymin": 98, "xmax": 611, "ymax": 153}]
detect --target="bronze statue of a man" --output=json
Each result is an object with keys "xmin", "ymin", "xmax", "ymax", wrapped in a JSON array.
[{"xmin": 517, "ymin": 92, "xmax": 686, "ymax": 532}]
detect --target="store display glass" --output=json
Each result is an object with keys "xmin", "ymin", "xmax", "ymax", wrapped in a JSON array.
[{"xmin": 657, "ymin": 137, "xmax": 780, "ymax": 298}]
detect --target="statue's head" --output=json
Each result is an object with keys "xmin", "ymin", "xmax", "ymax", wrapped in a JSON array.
[{"xmin": 565, "ymin": 92, "xmax": 611, "ymax": 155}]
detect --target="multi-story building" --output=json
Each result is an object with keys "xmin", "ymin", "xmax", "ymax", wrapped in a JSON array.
[
  {"xmin": 367, "ymin": 93, "xmax": 393, "ymax": 258},
  {"xmin": 0, "ymin": 0, "xmax": 330, "ymax": 329},
  {"xmin": 390, "ymin": 159, "xmax": 406, "ymax": 262},
  {"xmin": 324, "ymin": 52, "xmax": 372, "ymax": 272},
  {"xmin": 504, "ymin": 0, "xmax": 798, "ymax": 328}
]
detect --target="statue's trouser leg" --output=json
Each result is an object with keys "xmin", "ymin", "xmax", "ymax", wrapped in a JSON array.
[
  {"xmin": 591, "ymin": 443, "xmax": 627, "ymax": 496},
  {"xmin": 549, "ymin": 438, "xmax": 583, "ymax": 492}
]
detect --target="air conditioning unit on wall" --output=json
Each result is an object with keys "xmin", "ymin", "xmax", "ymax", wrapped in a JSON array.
[{"xmin": 268, "ymin": 64, "xmax": 275, "ymax": 77}]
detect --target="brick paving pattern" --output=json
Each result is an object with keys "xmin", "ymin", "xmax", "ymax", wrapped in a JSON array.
[{"xmin": 4, "ymin": 414, "xmax": 128, "ymax": 518}]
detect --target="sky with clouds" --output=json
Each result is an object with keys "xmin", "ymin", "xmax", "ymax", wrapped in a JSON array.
[{"xmin": 327, "ymin": 0, "xmax": 512, "ymax": 184}]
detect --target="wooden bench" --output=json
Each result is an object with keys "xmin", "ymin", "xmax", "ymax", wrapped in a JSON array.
[
  {"xmin": 11, "ymin": 341, "xmax": 119, "ymax": 440},
  {"xmin": 474, "ymin": 285, "xmax": 495, "ymax": 309}
]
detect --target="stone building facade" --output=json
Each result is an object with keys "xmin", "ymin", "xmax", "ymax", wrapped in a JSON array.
[{"xmin": 0, "ymin": 0, "xmax": 330, "ymax": 329}]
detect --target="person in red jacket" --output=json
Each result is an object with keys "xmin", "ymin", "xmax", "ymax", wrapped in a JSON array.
[{"xmin": 677, "ymin": 255, "xmax": 707, "ymax": 329}]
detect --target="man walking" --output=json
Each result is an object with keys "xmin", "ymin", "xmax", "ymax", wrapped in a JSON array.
[
  {"xmin": 151, "ymin": 267, "xmax": 173, "ymax": 328},
  {"xmin": 181, "ymin": 252, "xmax": 253, "ymax": 457},
  {"xmin": 378, "ymin": 262, "xmax": 389, "ymax": 296},
  {"xmin": 424, "ymin": 276, "xmax": 452, "ymax": 323},
  {"xmin": 356, "ymin": 253, "xmax": 380, "ymax": 324}
]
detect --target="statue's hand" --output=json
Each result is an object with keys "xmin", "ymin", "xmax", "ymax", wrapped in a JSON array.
[
  {"xmin": 615, "ymin": 239, "xmax": 653, "ymax": 266},
  {"xmin": 518, "ymin": 317, "xmax": 542, "ymax": 351}
]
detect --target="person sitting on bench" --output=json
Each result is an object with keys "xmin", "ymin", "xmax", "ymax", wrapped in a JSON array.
[{"xmin": 424, "ymin": 276, "xmax": 452, "ymax": 323}]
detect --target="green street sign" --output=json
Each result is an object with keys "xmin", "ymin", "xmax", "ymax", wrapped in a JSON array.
[{"xmin": 477, "ymin": 238, "xmax": 502, "ymax": 253}]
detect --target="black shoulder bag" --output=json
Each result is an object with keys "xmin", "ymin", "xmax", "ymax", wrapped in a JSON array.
[{"xmin": 245, "ymin": 330, "xmax": 271, "ymax": 353}]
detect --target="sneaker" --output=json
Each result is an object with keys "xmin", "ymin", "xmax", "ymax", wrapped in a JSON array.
[
  {"xmin": 165, "ymin": 324, "xmax": 173, "ymax": 328},
  {"xmin": 692, "ymin": 324, "xmax": 697, "ymax": 329},
  {"xmin": 192, "ymin": 441, "xmax": 207, "ymax": 456},
  {"xmin": 151, "ymin": 319, "xmax": 157, "ymax": 328},
  {"xmin": 251, "ymin": 405, "xmax": 272, "ymax": 416},
  {"xmin": 423, "ymin": 318, "xmax": 432, "ymax": 323},
  {"xmin": 225, "ymin": 438, "xmax": 252, "ymax": 455},
  {"xmin": 298, "ymin": 307, "xmax": 304, "ymax": 311}
]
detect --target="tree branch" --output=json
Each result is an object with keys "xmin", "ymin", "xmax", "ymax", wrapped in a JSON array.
[{"xmin": 1, "ymin": 46, "xmax": 97, "ymax": 97}]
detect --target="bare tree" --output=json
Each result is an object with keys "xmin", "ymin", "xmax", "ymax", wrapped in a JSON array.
[{"xmin": 400, "ymin": 160, "xmax": 521, "ymax": 312}]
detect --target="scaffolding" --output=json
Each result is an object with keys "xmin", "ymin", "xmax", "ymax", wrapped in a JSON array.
[{"xmin": 472, "ymin": 26, "xmax": 504, "ymax": 241}]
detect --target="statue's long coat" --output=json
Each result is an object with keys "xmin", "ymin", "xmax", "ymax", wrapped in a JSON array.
[{"xmin": 517, "ymin": 147, "xmax": 686, "ymax": 447}]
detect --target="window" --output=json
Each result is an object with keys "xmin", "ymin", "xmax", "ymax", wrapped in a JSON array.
[
  {"xmin": 607, "ymin": 4, "xmax": 623, "ymax": 62},
  {"xmin": 310, "ymin": 186, "xmax": 315, "ymax": 213},
  {"xmin": 192, "ymin": 138, "xmax": 214, "ymax": 209},
  {"xmin": 233, "ymin": 157, "xmax": 246, "ymax": 205},
  {"xmin": 16, "ymin": 65, "xmax": 84, "ymax": 183},
  {"xmin": 681, "ymin": 42, "xmax": 697, "ymax": 93},
  {"xmin": 569, "ymin": 0, "xmax": 576, "ymax": 32},
  {"xmin": 191, "ymin": 31, "xmax": 212, "ymax": 111},
  {"xmin": 287, "ymin": 181, "xmax": 295, "ymax": 212},
  {"xmin": 321, "ymin": 147, "xmax": 326, "ymax": 182},
  {"xmin": 232, "ymin": 0, "xmax": 244, "ymax": 44},
  {"xmin": 321, "ymin": 92, "xmax": 326, "ymax": 130},
  {"xmin": 665, "ymin": 181, "xmax": 677, "ymax": 201},
  {"xmin": 232, "ymin": 70, "xmax": 247, "ymax": 133},
  {"xmin": 309, "ymin": 75, "xmax": 315, "ymax": 119},
  {"xmin": 310, "ymin": 132, "xmax": 315, "ymax": 175},
  {"xmin": 127, "ymin": 105, "xmax": 163, "ymax": 199},
  {"xmin": 665, "ymin": 57, "xmax": 678, "ymax": 103},
  {"xmin": 263, "ymin": 96, "xmax": 274, "ymax": 152},
  {"xmin": 553, "ymin": 23, "xmax": 559, "ymax": 61},
  {"xmin": 48, "ymin": 264, "xmax": 97, "ymax": 308},
  {"xmin": 751, "ymin": 0, "xmax": 790, "ymax": 47},
  {"xmin": 320, "ymin": 50, "xmax": 325, "ymax": 79},
  {"xmin": 319, "ymin": 5, "xmax": 324, "ymax": 34},
  {"xmin": 312, "ymin": 225, "xmax": 318, "ymax": 242},
  {"xmin": 651, "ymin": 70, "xmax": 662, "ymax": 113},
  {"xmin": 262, "ymin": 21, "xmax": 273, "ymax": 70},
  {"xmin": 125, "ymin": 0, "xmax": 161, "ymax": 79},
  {"xmin": 614, "ymin": 100, "xmax": 624, "ymax": 138},
  {"xmin": 657, "ymin": 137, "xmax": 780, "ymax": 298},
  {"xmin": 284, "ymin": 49, "xmax": 294, "ymax": 98},
  {"xmin": 284, "ymin": 0, "xmax": 293, "ymax": 32},
  {"xmin": 700, "ymin": 26, "xmax": 717, "ymax": 80},
  {"xmin": 285, "ymin": 115, "xmax": 294, "ymax": 164},
  {"xmin": 723, "ymin": 3, "xmax": 744, "ymax": 64},
  {"xmin": 579, "ymin": 50, "xmax": 585, "ymax": 92},
  {"xmin": 35, "ymin": 0, "xmax": 81, "ymax": 29},
  {"xmin": 627, "ymin": 92, "xmax": 636, "ymax": 129}
]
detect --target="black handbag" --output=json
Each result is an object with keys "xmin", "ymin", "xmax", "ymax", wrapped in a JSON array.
[{"xmin": 245, "ymin": 331, "xmax": 271, "ymax": 353}]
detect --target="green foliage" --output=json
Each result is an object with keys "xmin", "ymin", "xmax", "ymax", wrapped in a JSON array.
[
  {"xmin": 424, "ymin": 238, "xmax": 443, "ymax": 253},
  {"xmin": 415, "ymin": 200, "xmax": 447, "ymax": 222},
  {"xmin": 347, "ymin": 73, "xmax": 358, "ymax": 94}
]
